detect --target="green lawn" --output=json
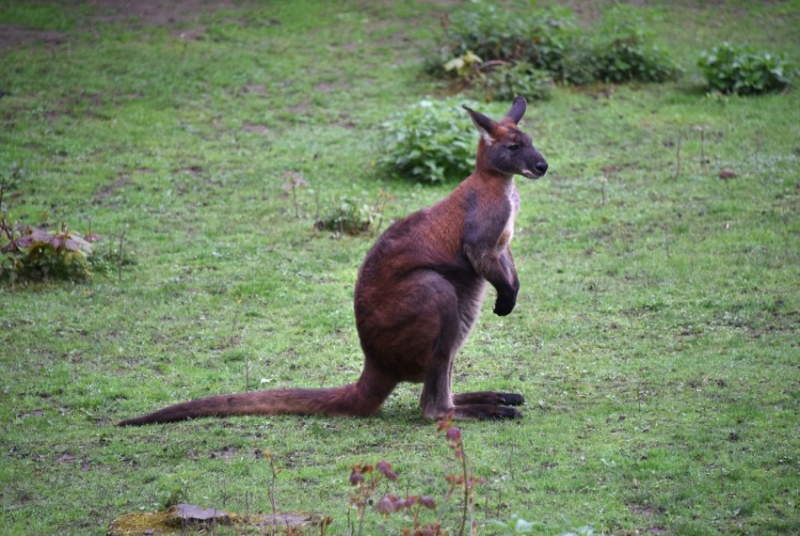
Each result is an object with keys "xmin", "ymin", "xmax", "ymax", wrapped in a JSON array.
[{"xmin": 1, "ymin": 1, "xmax": 799, "ymax": 534}]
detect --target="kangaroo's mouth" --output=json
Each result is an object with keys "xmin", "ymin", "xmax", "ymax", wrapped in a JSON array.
[
  {"xmin": 521, "ymin": 160, "xmax": 548, "ymax": 179},
  {"xmin": 521, "ymin": 169, "xmax": 545, "ymax": 180}
]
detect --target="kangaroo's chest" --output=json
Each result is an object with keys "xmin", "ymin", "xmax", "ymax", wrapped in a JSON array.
[{"xmin": 497, "ymin": 185, "xmax": 520, "ymax": 248}]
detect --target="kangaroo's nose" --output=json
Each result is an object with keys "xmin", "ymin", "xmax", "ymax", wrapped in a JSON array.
[{"xmin": 534, "ymin": 160, "xmax": 548, "ymax": 176}]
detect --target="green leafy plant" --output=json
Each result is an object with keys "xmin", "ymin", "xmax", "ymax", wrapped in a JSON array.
[
  {"xmin": 314, "ymin": 195, "xmax": 377, "ymax": 235},
  {"xmin": 544, "ymin": 33, "xmax": 597, "ymax": 86},
  {"xmin": 434, "ymin": 3, "xmax": 680, "ymax": 88},
  {"xmin": 0, "ymin": 217, "xmax": 98, "ymax": 282},
  {"xmin": 442, "ymin": 53, "xmax": 555, "ymax": 103},
  {"xmin": 481, "ymin": 61, "xmax": 554, "ymax": 102},
  {"xmin": 1, "ymin": 169, "xmax": 133, "ymax": 283},
  {"xmin": 441, "ymin": 3, "xmax": 590, "ymax": 86},
  {"xmin": 491, "ymin": 515, "xmax": 595, "ymax": 536},
  {"xmin": 491, "ymin": 515, "xmax": 542, "ymax": 535},
  {"xmin": 379, "ymin": 98, "xmax": 480, "ymax": 184},
  {"xmin": 698, "ymin": 42, "xmax": 793, "ymax": 94},
  {"xmin": 592, "ymin": 8, "xmax": 681, "ymax": 83},
  {"xmin": 442, "ymin": 3, "xmax": 574, "ymax": 73}
]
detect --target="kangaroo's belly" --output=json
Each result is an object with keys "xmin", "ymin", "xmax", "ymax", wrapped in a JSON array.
[{"xmin": 456, "ymin": 280, "xmax": 487, "ymax": 351}]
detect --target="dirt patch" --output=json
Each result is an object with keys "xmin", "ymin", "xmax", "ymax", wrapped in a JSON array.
[
  {"xmin": 314, "ymin": 82, "xmax": 351, "ymax": 94},
  {"xmin": 240, "ymin": 81, "xmax": 266, "ymax": 95},
  {"xmin": 95, "ymin": 174, "xmax": 132, "ymax": 201},
  {"xmin": 0, "ymin": 0, "xmax": 244, "ymax": 52},
  {"xmin": 174, "ymin": 26, "xmax": 207, "ymax": 40},
  {"xmin": 91, "ymin": 0, "xmax": 239, "ymax": 26},
  {"xmin": 241, "ymin": 121, "xmax": 270, "ymax": 135},
  {"xmin": 629, "ymin": 501, "xmax": 666, "ymax": 518},
  {"xmin": 288, "ymin": 98, "xmax": 311, "ymax": 115},
  {"xmin": 0, "ymin": 26, "xmax": 67, "ymax": 53},
  {"xmin": 109, "ymin": 504, "xmax": 331, "ymax": 536},
  {"xmin": 174, "ymin": 165, "xmax": 204, "ymax": 175},
  {"xmin": 208, "ymin": 446, "xmax": 237, "ymax": 459},
  {"xmin": 315, "ymin": 83, "xmax": 336, "ymax": 93}
]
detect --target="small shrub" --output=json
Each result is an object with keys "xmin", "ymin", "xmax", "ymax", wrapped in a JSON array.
[
  {"xmin": 314, "ymin": 195, "xmax": 376, "ymax": 235},
  {"xmin": 547, "ymin": 34, "xmax": 597, "ymax": 86},
  {"xmin": 592, "ymin": 7, "xmax": 681, "ymax": 83},
  {"xmin": 698, "ymin": 42, "xmax": 793, "ymax": 95},
  {"xmin": 0, "ymin": 219, "xmax": 98, "ymax": 282},
  {"xmin": 433, "ymin": 3, "xmax": 681, "ymax": 88},
  {"xmin": 441, "ymin": 53, "xmax": 555, "ymax": 103},
  {"xmin": 443, "ymin": 3, "xmax": 573, "ymax": 70},
  {"xmin": 379, "ymin": 98, "xmax": 481, "ymax": 184},
  {"xmin": 441, "ymin": 3, "xmax": 589, "ymax": 85},
  {"xmin": 442, "ymin": 3, "xmax": 529, "ymax": 63},
  {"xmin": 1, "ymin": 175, "xmax": 132, "ymax": 283},
  {"xmin": 481, "ymin": 61, "xmax": 554, "ymax": 102}
]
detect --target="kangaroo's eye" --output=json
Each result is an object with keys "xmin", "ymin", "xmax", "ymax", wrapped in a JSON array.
[{"xmin": 508, "ymin": 143, "xmax": 520, "ymax": 151}]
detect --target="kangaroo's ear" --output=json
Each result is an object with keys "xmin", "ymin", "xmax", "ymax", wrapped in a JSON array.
[
  {"xmin": 463, "ymin": 105, "xmax": 498, "ymax": 145},
  {"xmin": 503, "ymin": 96, "xmax": 527, "ymax": 125}
]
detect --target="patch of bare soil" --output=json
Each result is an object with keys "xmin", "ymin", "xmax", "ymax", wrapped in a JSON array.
[
  {"xmin": 288, "ymin": 98, "xmax": 311, "ymax": 115},
  {"xmin": 0, "ymin": 0, "xmax": 243, "ymax": 53},
  {"xmin": 241, "ymin": 121, "xmax": 269, "ymax": 135},
  {"xmin": 94, "ymin": 174, "xmax": 132, "ymax": 201},
  {"xmin": 0, "ymin": 26, "xmax": 67, "ymax": 53},
  {"xmin": 91, "ymin": 0, "xmax": 240, "ymax": 25},
  {"xmin": 239, "ymin": 81, "xmax": 267, "ymax": 95},
  {"xmin": 109, "ymin": 504, "xmax": 331, "ymax": 536}
]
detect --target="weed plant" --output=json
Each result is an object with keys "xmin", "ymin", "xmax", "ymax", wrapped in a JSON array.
[
  {"xmin": 0, "ymin": 218, "xmax": 98, "ymax": 282},
  {"xmin": 314, "ymin": 195, "xmax": 379, "ymax": 235},
  {"xmin": 441, "ymin": 4, "xmax": 574, "ymax": 77},
  {"xmin": 436, "ymin": 2, "xmax": 680, "ymax": 90},
  {"xmin": 379, "ymin": 98, "xmax": 486, "ymax": 183},
  {"xmin": 698, "ymin": 42, "xmax": 794, "ymax": 95},
  {"xmin": 0, "ymin": 193, "xmax": 133, "ymax": 283},
  {"xmin": 480, "ymin": 62, "xmax": 554, "ymax": 103},
  {"xmin": 592, "ymin": 7, "xmax": 681, "ymax": 83},
  {"xmin": 347, "ymin": 414, "xmax": 492, "ymax": 536}
]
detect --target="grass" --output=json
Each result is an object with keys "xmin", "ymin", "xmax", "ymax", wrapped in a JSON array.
[{"xmin": 1, "ymin": 0, "xmax": 799, "ymax": 534}]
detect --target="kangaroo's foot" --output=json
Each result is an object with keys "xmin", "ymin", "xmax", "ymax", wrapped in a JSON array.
[
  {"xmin": 451, "ymin": 403, "xmax": 523, "ymax": 420},
  {"xmin": 453, "ymin": 391, "xmax": 524, "ymax": 407}
]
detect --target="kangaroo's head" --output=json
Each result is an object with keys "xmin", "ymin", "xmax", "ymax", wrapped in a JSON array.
[{"xmin": 463, "ymin": 96, "xmax": 548, "ymax": 180}]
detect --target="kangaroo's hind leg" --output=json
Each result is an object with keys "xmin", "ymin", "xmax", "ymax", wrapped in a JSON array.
[{"xmin": 417, "ymin": 276, "xmax": 522, "ymax": 421}]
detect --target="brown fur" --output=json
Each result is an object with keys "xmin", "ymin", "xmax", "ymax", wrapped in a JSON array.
[{"xmin": 118, "ymin": 97, "xmax": 547, "ymax": 426}]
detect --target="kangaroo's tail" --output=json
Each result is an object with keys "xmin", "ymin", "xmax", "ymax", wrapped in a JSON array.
[{"xmin": 118, "ymin": 371, "xmax": 396, "ymax": 426}]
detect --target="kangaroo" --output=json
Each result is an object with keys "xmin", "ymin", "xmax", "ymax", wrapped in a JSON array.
[{"xmin": 118, "ymin": 96, "xmax": 547, "ymax": 426}]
